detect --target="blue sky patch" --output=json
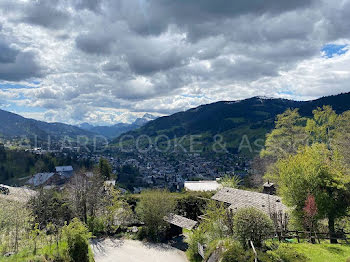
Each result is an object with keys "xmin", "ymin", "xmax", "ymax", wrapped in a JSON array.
[
  {"xmin": 321, "ymin": 44, "xmax": 348, "ymax": 58},
  {"xmin": 0, "ymin": 83, "xmax": 32, "ymax": 89}
]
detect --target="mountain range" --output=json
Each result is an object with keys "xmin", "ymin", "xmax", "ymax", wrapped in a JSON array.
[
  {"xmin": 0, "ymin": 110, "xmax": 157, "ymax": 141},
  {"xmin": 0, "ymin": 109, "xmax": 93, "ymax": 140},
  {"xmin": 1, "ymin": 93, "xmax": 349, "ymax": 149},
  {"xmin": 113, "ymin": 92, "xmax": 350, "ymax": 155},
  {"xmin": 77, "ymin": 113, "xmax": 157, "ymax": 138}
]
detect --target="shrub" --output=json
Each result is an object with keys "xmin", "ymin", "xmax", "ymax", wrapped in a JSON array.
[
  {"xmin": 221, "ymin": 241, "xmax": 255, "ymax": 262},
  {"xmin": 233, "ymin": 207, "xmax": 274, "ymax": 248},
  {"xmin": 63, "ymin": 218, "xmax": 92, "ymax": 262},
  {"xmin": 136, "ymin": 190, "xmax": 175, "ymax": 241},
  {"xmin": 268, "ymin": 244, "xmax": 308, "ymax": 262},
  {"xmin": 87, "ymin": 216, "xmax": 106, "ymax": 236},
  {"xmin": 186, "ymin": 228, "xmax": 206, "ymax": 262}
]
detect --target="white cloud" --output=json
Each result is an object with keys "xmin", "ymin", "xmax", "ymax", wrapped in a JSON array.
[{"xmin": 0, "ymin": 0, "xmax": 350, "ymax": 125}]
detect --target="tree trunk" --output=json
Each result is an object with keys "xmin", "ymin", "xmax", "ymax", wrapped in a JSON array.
[{"xmin": 328, "ymin": 215, "xmax": 338, "ymax": 244}]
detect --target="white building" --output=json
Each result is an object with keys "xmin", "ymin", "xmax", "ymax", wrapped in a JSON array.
[{"xmin": 184, "ymin": 180, "xmax": 222, "ymax": 191}]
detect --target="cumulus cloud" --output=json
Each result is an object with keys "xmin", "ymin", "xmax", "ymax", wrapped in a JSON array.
[
  {"xmin": 0, "ymin": 0, "xmax": 349, "ymax": 125},
  {"xmin": 0, "ymin": 36, "xmax": 42, "ymax": 81}
]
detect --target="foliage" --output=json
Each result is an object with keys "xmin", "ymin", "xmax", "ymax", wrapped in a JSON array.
[
  {"xmin": 233, "ymin": 207, "xmax": 274, "ymax": 248},
  {"xmin": 260, "ymin": 108, "xmax": 307, "ymax": 161},
  {"xmin": 0, "ymin": 147, "xmax": 92, "ymax": 184},
  {"xmin": 266, "ymin": 243, "xmax": 309, "ymax": 262},
  {"xmin": 98, "ymin": 158, "xmax": 112, "ymax": 180},
  {"xmin": 303, "ymin": 194, "xmax": 318, "ymax": 232},
  {"xmin": 117, "ymin": 164, "xmax": 141, "ymax": 190},
  {"xmin": 29, "ymin": 189, "xmax": 73, "ymax": 230},
  {"xmin": 186, "ymin": 228, "xmax": 206, "ymax": 262},
  {"xmin": 221, "ymin": 240, "xmax": 255, "ymax": 262},
  {"xmin": 62, "ymin": 218, "xmax": 92, "ymax": 262},
  {"xmin": 175, "ymin": 191, "xmax": 211, "ymax": 220},
  {"xmin": 200, "ymin": 201, "xmax": 234, "ymax": 241},
  {"xmin": 267, "ymin": 143, "xmax": 350, "ymax": 240},
  {"xmin": 333, "ymin": 110, "xmax": 350, "ymax": 168},
  {"xmin": 0, "ymin": 199, "xmax": 31, "ymax": 254},
  {"xmin": 305, "ymin": 105, "xmax": 338, "ymax": 145},
  {"xmin": 219, "ymin": 174, "xmax": 242, "ymax": 188},
  {"xmin": 135, "ymin": 189, "xmax": 175, "ymax": 241}
]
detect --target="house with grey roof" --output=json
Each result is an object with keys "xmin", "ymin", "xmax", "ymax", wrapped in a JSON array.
[
  {"xmin": 211, "ymin": 187, "xmax": 287, "ymax": 215},
  {"xmin": 55, "ymin": 166, "xmax": 74, "ymax": 178},
  {"xmin": 27, "ymin": 173, "xmax": 55, "ymax": 187}
]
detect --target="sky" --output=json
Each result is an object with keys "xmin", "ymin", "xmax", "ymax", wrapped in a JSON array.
[{"xmin": 0, "ymin": 0, "xmax": 350, "ymax": 125}]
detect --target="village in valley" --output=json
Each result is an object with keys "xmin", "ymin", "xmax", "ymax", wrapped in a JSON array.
[
  {"xmin": 1, "ymin": 0, "xmax": 350, "ymax": 261},
  {"xmin": 1, "ymin": 103, "xmax": 350, "ymax": 262}
]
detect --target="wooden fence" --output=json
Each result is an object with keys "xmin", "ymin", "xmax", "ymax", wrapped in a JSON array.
[{"xmin": 273, "ymin": 230, "xmax": 350, "ymax": 243}]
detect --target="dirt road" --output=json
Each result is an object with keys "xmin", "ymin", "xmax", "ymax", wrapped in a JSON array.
[{"xmin": 91, "ymin": 238, "xmax": 188, "ymax": 262}]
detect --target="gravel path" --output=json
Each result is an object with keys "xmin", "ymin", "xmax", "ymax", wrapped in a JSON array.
[{"xmin": 91, "ymin": 238, "xmax": 188, "ymax": 262}]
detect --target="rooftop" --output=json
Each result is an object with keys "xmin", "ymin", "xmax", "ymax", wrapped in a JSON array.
[
  {"xmin": 211, "ymin": 187, "xmax": 287, "ymax": 214},
  {"xmin": 55, "ymin": 166, "xmax": 73, "ymax": 172},
  {"xmin": 164, "ymin": 213, "xmax": 198, "ymax": 230},
  {"xmin": 184, "ymin": 180, "xmax": 222, "ymax": 191}
]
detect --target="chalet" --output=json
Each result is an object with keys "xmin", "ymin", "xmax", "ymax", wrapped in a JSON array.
[
  {"xmin": 27, "ymin": 166, "xmax": 74, "ymax": 187},
  {"xmin": 27, "ymin": 173, "xmax": 55, "ymax": 187},
  {"xmin": 211, "ymin": 187, "xmax": 287, "ymax": 215}
]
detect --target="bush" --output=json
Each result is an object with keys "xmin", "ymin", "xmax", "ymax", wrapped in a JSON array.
[
  {"xmin": 87, "ymin": 216, "xmax": 106, "ymax": 236},
  {"xmin": 267, "ymin": 244, "xmax": 308, "ymax": 262},
  {"xmin": 63, "ymin": 218, "xmax": 92, "ymax": 262},
  {"xmin": 221, "ymin": 241, "xmax": 255, "ymax": 262},
  {"xmin": 136, "ymin": 190, "xmax": 175, "ymax": 241},
  {"xmin": 186, "ymin": 228, "xmax": 206, "ymax": 262},
  {"xmin": 233, "ymin": 207, "xmax": 274, "ymax": 248}
]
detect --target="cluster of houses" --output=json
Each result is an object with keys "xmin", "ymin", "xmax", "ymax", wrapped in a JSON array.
[{"xmin": 92, "ymin": 150, "xmax": 250, "ymax": 192}]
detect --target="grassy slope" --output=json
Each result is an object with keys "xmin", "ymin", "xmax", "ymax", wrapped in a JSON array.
[{"xmin": 289, "ymin": 243, "xmax": 350, "ymax": 262}]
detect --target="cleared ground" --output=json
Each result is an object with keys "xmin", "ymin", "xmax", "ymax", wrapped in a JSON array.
[
  {"xmin": 0, "ymin": 184, "xmax": 36, "ymax": 202},
  {"xmin": 91, "ymin": 238, "xmax": 188, "ymax": 262}
]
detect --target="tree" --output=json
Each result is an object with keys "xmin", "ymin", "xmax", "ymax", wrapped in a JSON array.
[
  {"xmin": 267, "ymin": 143, "xmax": 350, "ymax": 243},
  {"xmin": 29, "ymin": 189, "xmax": 73, "ymax": 230},
  {"xmin": 260, "ymin": 109, "xmax": 307, "ymax": 161},
  {"xmin": 67, "ymin": 171, "xmax": 105, "ymax": 224},
  {"xmin": 98, "ymin": 158, "xmax": 112, "ymax": 180},
  {"xmin": 200, "ymin": 201, "xmax": 234, "ymax": 241},
  {"xmin": 219, "ymin": 175, "xmax": 241, "ymax": 188},
  {"xmin": 333, "ymin": 110, "xmax": 350, "ymax": 168},
  {"xmin": 63, "ymin": 218, "xmax": 91, "ymax": 262},
  {"xmin": 233, "ymin": 207, "xmax": 274, "ymax": 248},
  {"xmin": 306, "ymin": 105, "xmax": 338, "ymax": 145},
  {"xmin": 136, "ymin": 190, "xmax": 175, "ymax": 241},
  {"xmin": 0, "ymin": 143, "xmax": 6, "ymax": 161},
  {"xmin": 303, "ymin": 194, "xmax": 318, "ymax": 243}
]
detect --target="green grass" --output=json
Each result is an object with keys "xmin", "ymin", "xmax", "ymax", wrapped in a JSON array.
[
  {"xmin": 288, "ymin": 242, "xmax": 350, "ymax": 262},
  {"xmin": 0, "ymin": 241, "xmax": 95, "ymax": 262}
]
